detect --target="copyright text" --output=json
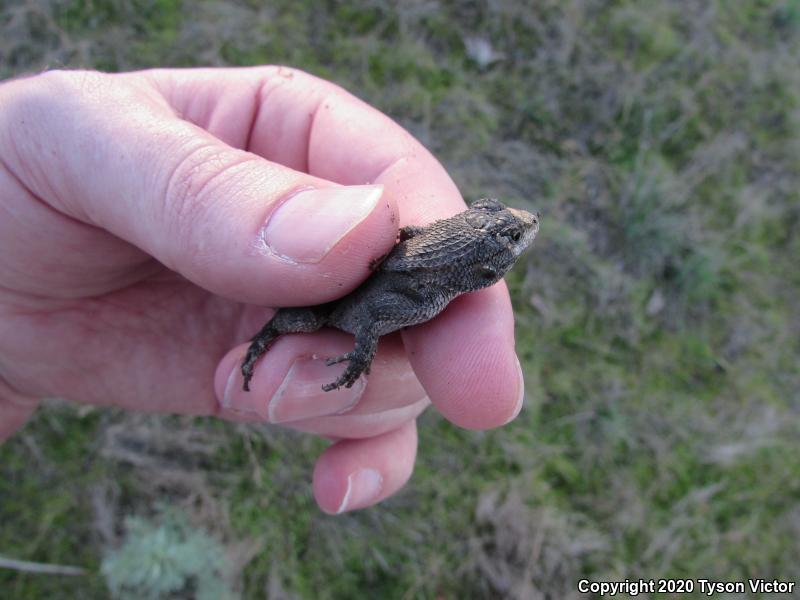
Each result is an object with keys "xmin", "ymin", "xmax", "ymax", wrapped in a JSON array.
[{"xmin": 577, "ymin": 578, "xmax": 795, "ymax": 596}]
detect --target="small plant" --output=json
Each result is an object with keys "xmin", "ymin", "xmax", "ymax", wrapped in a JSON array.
[{"xmin": 101, "ymin": 513, "xmax": 236, "ymax": 600}]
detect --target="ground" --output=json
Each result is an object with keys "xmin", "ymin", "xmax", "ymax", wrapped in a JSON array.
[{"xmin": 0, "ymin": 1, "xmax": 798, "ymax": 598}]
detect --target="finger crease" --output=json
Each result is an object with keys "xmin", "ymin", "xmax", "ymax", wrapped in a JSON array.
[
  {"xmin": 306, "ymin": 91, "xmax": 335, "ymax": 174},
  {"xmin": 370, "ymin": 155, "xmax": 412, "ymax": 186},
  {"xmin": 244, "ymin": 77, "xmax": 268, "ymax": 154}
]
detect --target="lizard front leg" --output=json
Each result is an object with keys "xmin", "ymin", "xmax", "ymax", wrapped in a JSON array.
[
  {"xmin": 319, "ymin": 284, "xmax": 448, "ymax": 391},
  {"xmin": 242, "ymin": 305, "xmax": 330, "ymax": 391},
  {"xmin": 322, "ymin": 326, "xmax": 379, "ymax": 391},
  {"xmin": 398, "ymin": 225, "xmax": 424, "ymax": 241}
]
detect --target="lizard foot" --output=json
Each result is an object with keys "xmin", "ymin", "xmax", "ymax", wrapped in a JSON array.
[
  {"xmin": 241, "ymin": 333, "xmax": 277, "ymax": 391},
  {"xmin": 322, "ymin": 354, "xmax": 366, "ymax": 391}
]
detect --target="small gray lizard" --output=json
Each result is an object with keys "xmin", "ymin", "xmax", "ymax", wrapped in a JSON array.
[{"xmin": 241, "ymin": 198, "xmax": 539, "ymax": 392}]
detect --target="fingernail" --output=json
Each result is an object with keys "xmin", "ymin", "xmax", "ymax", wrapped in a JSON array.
[
  {"xmin": 504, "ymin": 355, "xmax": 525, "ymax": 425},
  {"xmin": 223, "ymin": 357, "xmax": 365, "ymax": 423},
  {"xmin": 337, "ymin": 468, "xmax": 383, "ymax": 514},
  {"xmin": 222, "ymin": 356, "xmax": 247, "ymax": 411},
  {"xmin": 258, "ymin": 184, "xmax": 384, "ymax": 263}
]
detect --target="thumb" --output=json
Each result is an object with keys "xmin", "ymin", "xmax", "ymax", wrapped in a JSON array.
[{"xmin": 1, "ymin": 71, "xmax": 397, "ymax": 306}]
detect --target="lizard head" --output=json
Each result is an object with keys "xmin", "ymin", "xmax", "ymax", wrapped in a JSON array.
[
  {"xmin": 466, "ymin": 198, "xmax": 539, "ymax": 259},
  {"xmin": 451, "ymin": 198, "xmax": 539, "ymax": 291},
  {"xmin": 382, "ymin": 198, "xmax": 539, "ymax": 293}
]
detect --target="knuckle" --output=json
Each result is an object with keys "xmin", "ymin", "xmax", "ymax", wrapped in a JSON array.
[
  {"xmin": 34, "ymin": 69, "xmax": 108, "ymax": 106},
  {"xmin": 161, "ymin": 142, "xmax": 255, "ymax": 263},
  {"xmin": 29, "ymin": 69, "xmax": 81, "ymax": 94},
  {"xmin": 2, "ymin": 70, "xmax": 118, "ymax": 138},
  {"xmin": 1, "ymin": 70, "xmax": 75, "ymax": 122}
]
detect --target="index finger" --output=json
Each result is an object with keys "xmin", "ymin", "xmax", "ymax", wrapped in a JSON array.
[{"xmin": 144, "ymin": 66, "xmax": 523, "ymax": 429}]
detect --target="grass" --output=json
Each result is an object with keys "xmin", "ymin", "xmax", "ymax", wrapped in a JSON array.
[{"xmin": 1, "ymin": 0, "xmax": 799, "ymax": 598}]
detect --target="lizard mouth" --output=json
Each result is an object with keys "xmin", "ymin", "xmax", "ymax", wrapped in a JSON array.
[{"xmin": 508, "ymin": 207, "xmax": 539, "ymax": 230}]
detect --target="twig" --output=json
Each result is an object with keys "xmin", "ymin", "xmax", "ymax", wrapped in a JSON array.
[{"xmin": 0, "ymin": 555, "xmax": 85, "ymax": 576}]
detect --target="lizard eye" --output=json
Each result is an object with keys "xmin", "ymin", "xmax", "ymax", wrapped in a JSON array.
[{"xmin": 510, "ymin": 230, "xmax": 521, "ymax": 242}]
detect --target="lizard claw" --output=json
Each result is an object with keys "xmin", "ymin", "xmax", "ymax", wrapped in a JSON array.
[
  {"xmin": 321, "ymin": 377, "xmax": 358, "ymax": 392},
  {"xmin": 321, "ymin": 361, "xmax": 365, "ymax": 391}
]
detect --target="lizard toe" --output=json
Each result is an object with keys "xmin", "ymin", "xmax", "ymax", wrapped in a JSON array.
[{"xmin": 325, "ymin": 353, "xmax": 352, "ymax": 366}]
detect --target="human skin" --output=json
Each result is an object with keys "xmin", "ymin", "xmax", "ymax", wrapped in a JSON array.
[{"xmin": 0, "ymin": 67, "xmax": 523, "ymax": 513}]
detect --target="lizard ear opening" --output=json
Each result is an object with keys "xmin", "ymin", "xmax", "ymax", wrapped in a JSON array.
[{"xmin": 475, "ymin": 264, "xmax": 499, "ymax": 282}]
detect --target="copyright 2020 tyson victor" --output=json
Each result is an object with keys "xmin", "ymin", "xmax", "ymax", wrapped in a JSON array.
[{"xmin": 578, "ymin": 578, "xmax": 796, "ymax": 596}]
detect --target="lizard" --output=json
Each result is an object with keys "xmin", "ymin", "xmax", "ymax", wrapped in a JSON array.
[{"xmin": 241, "ymin": 198, "xmax": 540, "ymax": 392}]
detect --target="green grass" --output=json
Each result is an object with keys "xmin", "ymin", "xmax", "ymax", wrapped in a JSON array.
[{"xmin": 1, "ymin": 0, "xmax": 799, "ymax": 598}]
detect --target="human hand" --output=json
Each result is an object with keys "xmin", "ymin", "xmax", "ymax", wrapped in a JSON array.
[{"xmin": 0, "ymin": 67, "xmax": 523, "ymax": 513}]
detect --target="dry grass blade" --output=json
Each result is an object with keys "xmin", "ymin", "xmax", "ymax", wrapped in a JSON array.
[{"xmin": 0, "ymin": 555, "xmax": 85, "ymax": 576}]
